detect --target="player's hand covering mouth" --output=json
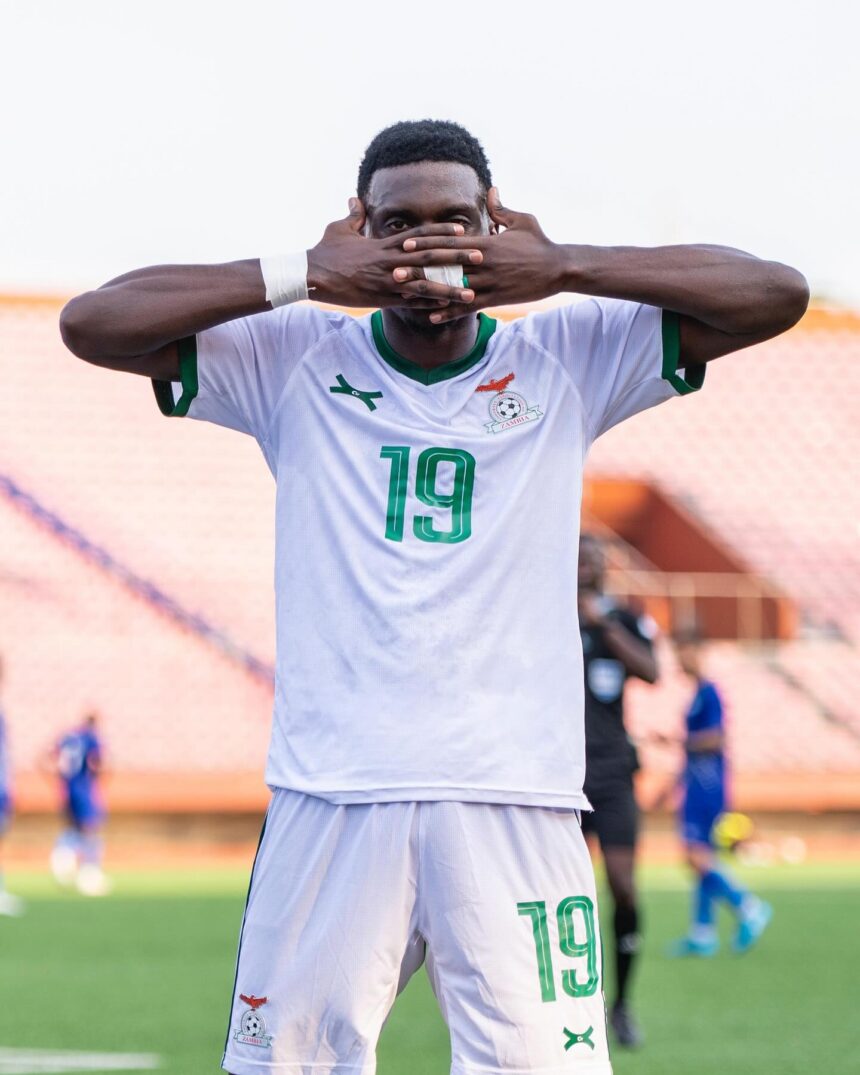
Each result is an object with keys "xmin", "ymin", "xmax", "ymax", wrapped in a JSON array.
[
  {"xmin": 392, "ymin": 189, "xmax": 567, "ymax": 324},
  {"xmin": 306, "ymin": 199, "xmax": 478, "ymax": 312}
]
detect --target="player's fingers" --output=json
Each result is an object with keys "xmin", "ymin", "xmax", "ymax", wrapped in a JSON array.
[
  {"xmin": 346, "ymin": 197, "xmax": 366, "ymax": 232},
  {"xmin": 381, "ymin": 223, "xmax": 465, "ymax": 247},
  {"xmin": 487, "ymin": 186, "xmax": 536, "ymax": 230},
  {"xmin": 392, "ymin": 257, "xmax": 479, "ymax": 285},
  {"xmin": 399, "ymin": 235, "xmax": 482, "ymax": 252},
  {"xmin": 394, "ymin": 247, "xmax": 484, "ymax": 267},
  {"xmin": 398, "ymin": 295, "xmax": 452, "ymax": 308},
  {"xmin": 396, "ymin": 279, "xmax": 475, "ymax": 303},
  {"xmin": 428, "ymin": 303, "xmax": 479, "ymax": 324}
]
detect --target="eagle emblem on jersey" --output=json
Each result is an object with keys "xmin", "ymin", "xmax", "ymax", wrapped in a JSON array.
[
  {"xmin": 234, "ymin": 992, "xmax": 273, "ymax": 1048},
  {"xmin": 239, "ymin": 994, "xmax": 268, "ymax": 1010},
  {"xmin": 476, "ymin": 371, "xmax": 516, "ymax": 393},
  {"xmin": 478, "ymin": 372, "xmax": 543, "ymax": 435}
]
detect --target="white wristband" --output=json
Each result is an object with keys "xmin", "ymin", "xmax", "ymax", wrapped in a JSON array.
[
  {"xmin": 260, "ymin": 251, "xmax": 309, "ymax": 307},
  {"xmin": 423, "ymin": 264, "xmax": 465, "ymax": 288}
]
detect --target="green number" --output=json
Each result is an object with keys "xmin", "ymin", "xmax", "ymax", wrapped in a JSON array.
[
  {"xmin": 413, "ymin": 447, "xmax": 475, "ymax": 544},
  {"xmin": 557, "ymin": 896, "xmax": 599, "ymax": 998},
  {"xmin": 517, "ymin": 901, "xmax": 557, "ymax": 1003},
  {"xmin": 380, "ymin": 446, "xmax": 411, "ymax": 542},
  {"xmin": 380, "ymin": 446, "xmax": 476, "ymax": 544},
  {"xmin": 518, "ymin": 896, "xmax": 599, "ymax": 1002}
]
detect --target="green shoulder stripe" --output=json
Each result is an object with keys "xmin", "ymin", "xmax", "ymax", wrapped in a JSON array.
[
  {"xmin": 152, "ymin": 336, "xmax": 199, "ymax": 417},
  {"xmin": 661, "ymin": 310, "xmax": 706, "ymax": 395}
]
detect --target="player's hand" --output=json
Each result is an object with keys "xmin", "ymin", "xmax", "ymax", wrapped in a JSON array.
[
  {"xmin": 391, "ymin": 188, "xmax": 568, "ymax": 323},
  {"xmin": 306, "ymin": 199, "xmax": 479, "ymax": 310}
]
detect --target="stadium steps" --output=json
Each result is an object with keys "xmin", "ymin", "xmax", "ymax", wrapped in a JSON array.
[
  {"xmin": 0, "ymin": 491, "xmax": 272, "ymax": 794},
  {"xmin": 0, "ymin": 472, "xmax": 273, "ymax": 684}
]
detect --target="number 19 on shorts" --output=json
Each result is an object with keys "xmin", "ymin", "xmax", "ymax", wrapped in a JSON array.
[
  {"xmin": 380, "ymin": 445, "xmax": 476, "ymax": 544},
  {"xmin": 518, "ymin": 897, "xmax": 599, "ymax": 1002}
]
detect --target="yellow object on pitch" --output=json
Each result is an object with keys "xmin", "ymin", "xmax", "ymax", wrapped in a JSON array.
[{"xmin": 714, "ymin": 812, "xmax": 755, "ymax": 849}]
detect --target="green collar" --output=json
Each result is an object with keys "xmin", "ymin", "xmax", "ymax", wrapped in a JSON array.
[{"xmin": 370, "ymin": 310, "xmax": 497, "ymax": 385}]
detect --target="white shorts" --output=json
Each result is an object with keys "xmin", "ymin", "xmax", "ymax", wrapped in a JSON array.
[{"xmin": 222, "ymin": 790, "xmax": 612, "ymax": 1075}]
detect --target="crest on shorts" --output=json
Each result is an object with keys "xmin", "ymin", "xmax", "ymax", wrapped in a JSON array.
[
  {"xmin": 477, "ymin": 372, "xmax": 543, "ymax": 435},
  {"xmin": 233, "ymin": 992, "xmax": 273, "ymax": 1048}
]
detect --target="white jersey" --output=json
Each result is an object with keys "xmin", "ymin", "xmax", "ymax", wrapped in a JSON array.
[{"xmin": 155, "ymin": 299, "xmax": 703, "ymax": 808}]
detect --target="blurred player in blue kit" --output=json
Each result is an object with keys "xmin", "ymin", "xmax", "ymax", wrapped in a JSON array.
[
  {"xmin": 0, "ymin": 656, "xmax": 25, "ymax": 916},
  {"xmin": 48, "ymin": 712, "xmax": 111, "ymax": 896},
  {"xmin": 661, "ymin": 631, "xmax": 771, "ymax": 955}
]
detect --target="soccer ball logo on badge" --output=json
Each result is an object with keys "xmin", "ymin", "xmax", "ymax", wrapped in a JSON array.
[
  {"xmin": 490, "ymin": 391, "xmax": 527, "ymax": 423},
  {"xmin": 241, "ymin": 1010, "xmax": 266, "ymax": 1038},
  {"xmin": 234, "ymin": 993, "xmax": 273, "ymax": 1048}
]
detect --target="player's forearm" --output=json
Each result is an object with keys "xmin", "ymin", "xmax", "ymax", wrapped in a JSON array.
[
  {"xmin": 60, "ymin": 260, "xmax": 268, "ymax": 363},
  {"xmin": 557, "ymin": 243, "xmax": 809, "ymax": 337}
]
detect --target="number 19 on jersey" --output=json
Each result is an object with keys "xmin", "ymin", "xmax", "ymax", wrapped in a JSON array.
[{"xmin": 380, "ymin": 445, "xmax": 476, "ymax": 544}]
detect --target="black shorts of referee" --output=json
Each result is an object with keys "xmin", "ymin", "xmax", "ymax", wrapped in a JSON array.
[{"xmin": 581, "ymin": 759, "xmax": 639, "ymax": 849}]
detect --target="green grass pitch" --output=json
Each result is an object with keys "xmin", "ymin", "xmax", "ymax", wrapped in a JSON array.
[{"xmin": 1, "ymin": 863, "xmax": 856, "ymax": 1074}]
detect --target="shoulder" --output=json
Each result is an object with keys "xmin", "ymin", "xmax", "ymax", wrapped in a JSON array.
[
  {"xmin": 259, "ymin": 303, "xmax": 355, "ymax": 344},
  {"xmin": 521, "ymin": 298, "xmax": 657, "ymax": 349},
  {"xmin": 216, "ymin": 303, "xmax": 355, "ymax": 356},
  {"xmin": 700, "ymin": 681, "xmax": 723, "ymax": 705},
  {"xmin": 693, "ymin": 681, "xmax": 723, "ymax": 718}
]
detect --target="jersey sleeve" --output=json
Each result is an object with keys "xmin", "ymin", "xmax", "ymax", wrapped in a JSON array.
[
  {"xmin": 688, "ymin": 683, "xmax": 724, "ymax": 733},
  {"xmin": 151, "ymin": 304, "xmax": 333, "ymax": 448},
  {"xmin": 523, "ymin": 299, "xmax": 705, "ymax": 441}
]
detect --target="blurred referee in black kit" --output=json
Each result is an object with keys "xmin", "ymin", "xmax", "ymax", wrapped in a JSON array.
[{"xmin": 578, "ymin": 532, "xmax": 659, "ymax": 1049}]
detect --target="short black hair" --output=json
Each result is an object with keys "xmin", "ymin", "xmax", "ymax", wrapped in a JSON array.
[{"xmin": 357, "ymin": 119, "xmax": 492, "ymax": 201}]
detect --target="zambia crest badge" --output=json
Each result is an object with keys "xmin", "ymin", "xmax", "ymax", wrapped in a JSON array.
[
  {"xmin": 234, "ymin": 993, "xmax": 273, "ymax": 1048},
  {"xmin": 476, "ymin": 372, "xmax": 543, "ymax": 435}
]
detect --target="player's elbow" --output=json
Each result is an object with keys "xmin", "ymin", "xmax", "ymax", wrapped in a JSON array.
[
  {"xmin": 59, "ymin": 293, "xmax": 107, "ymax": 362},
  {"xmin": 760, "ymin": 264, "xmax": 810, "ymax": 336},
  {"xmin": 769, "ymin": 264, "xmax": 808, "ymax": 331}
]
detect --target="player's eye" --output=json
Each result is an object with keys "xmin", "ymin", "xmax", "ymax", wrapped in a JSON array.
[{"xmin": 386, "ymin": 219, "xmax": 409, "ymax": 231}]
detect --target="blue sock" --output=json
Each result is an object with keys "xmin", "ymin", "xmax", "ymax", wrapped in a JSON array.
[
  {"xmin": 703, "ymin": 867, "xmax": 747, "ymax": 912},
  {"xmin": 695, "ymin": 873, "xmax": 717, "ymax": 927}
]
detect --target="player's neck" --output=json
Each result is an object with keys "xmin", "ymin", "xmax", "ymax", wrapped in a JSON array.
[{"xmin": 380, "ymin": 310, "xmax": 482, "ymax": 371}]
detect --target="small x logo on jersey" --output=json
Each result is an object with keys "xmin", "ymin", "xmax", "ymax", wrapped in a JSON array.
[
  {"xmin": 329, "ymin": 374, "xmax": 383, "ymax": 412},
  {"xmin": 563, "ymin": 1026, "xmax": 594, "ymax": 1051}
]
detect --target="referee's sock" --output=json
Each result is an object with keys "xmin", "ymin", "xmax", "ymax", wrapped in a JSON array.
[{"xmin": 613, "ymin": 904, "xmax": 641, "ymax": 1006}]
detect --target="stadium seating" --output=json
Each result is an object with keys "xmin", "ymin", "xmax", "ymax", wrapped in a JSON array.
[
  {"xmin": 1, "ymin": 297, "xmax": 858, "ymax": 810},
  {"xmin": 587, "ymin": 308, "xmax": 860, "ymax": 641}
]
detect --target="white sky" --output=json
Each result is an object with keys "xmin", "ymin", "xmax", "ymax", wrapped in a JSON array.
[{"xmin": 1, "ymin": 0, "xmax": 858, "ymax": 305}]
